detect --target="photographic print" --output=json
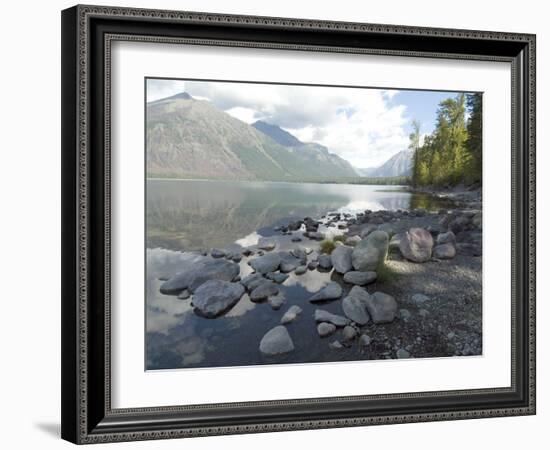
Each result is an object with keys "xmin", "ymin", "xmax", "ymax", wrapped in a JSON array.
[{"xmin": 145, "ymin": 78, "xmax": 483, "ymax": 370}]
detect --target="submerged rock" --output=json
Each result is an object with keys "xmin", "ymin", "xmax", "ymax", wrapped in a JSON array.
[
  {"xmin": 314, "ymin": 309, "xmax": 349, "ymax": 327},
  {"xmin": 160, "ymin": 259, "xmax": 240, "ymax": 295},
  {"xmin": 268, "ymin": 293, "xmax": 286, "ymax": 310},
  {"xmin": 351, "ymin": 230, "xmax": 389, "ymax": 271},
  {"xmin": 258, "ymin": 237, "xmax": 276, "ymax": 251},
  {"xmin": 363, "ymin": 291, "xmax": 398, "ymax": 324},
  {"xmin": 280, "ymin": 305, "xmax": 302, "ymax": 324},
  {"xmin": 343, "ymin": 271, "xmax": 377, "ymax": 286},
  {"xmin": 309, "ymin": 282, "xmax": 343, "ymax": 302},
  {"xmin": 259, "ymin": 326, "xmax": 295, "ymax": 356},
  {"xmin": 399, "ymin": 228, "xmax": 434, "ymax": 263},
  {"xmin": 331, "ymin": 245, "xmax": 353, "ymax": 274},
  {"xmin": 250, "ymin": 281, "xmax": 279, "ymax": 302},
  {"xmin": 192, "ymin": 280, "xmax": 244, "ymax": 318},
  {"xmin": 248, "ymin": 252, "xmax": 281, "ymax": 274}
]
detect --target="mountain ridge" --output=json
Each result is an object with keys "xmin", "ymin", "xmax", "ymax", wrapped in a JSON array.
[{"xmin": 146, "ymin": 93, "xmax": 358, "ymax": 181}]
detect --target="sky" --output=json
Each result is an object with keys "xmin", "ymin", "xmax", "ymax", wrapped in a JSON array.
[{"xmin": 147, "ymin": 78, "xmax": 468, "ymax": 169}]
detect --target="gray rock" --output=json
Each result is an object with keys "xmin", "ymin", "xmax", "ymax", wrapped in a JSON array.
[
  {"xmin": 360, "ymin": 224, "xmax": 378, "ymax": 238},
  {"xmin": 342, "ymin": 287, "xmax": 371, "ymax": 325},
  {"xmin": 363, "ymin": 291, "xmax": 398, "ymax": 324},
  {"xmin": 280, "ymin": 305, "xmax": 302, "ymax": 324},
  {"xmin": 309, "ymin": 282, "xmax": 343, "ymax": 302},
  {"xmin": 399, "ymin": 308, "xmax": 411, "ymax": 321},
  {"xmin": 344, "ymin": 235, "xmax": 362, "ymax": 247},
  {"xmin": 279, "ymin": 252, "xmax": 302, "ymax": 273},
  {"xmin": 329, "ymin": 340, "xmax": 344, "ymax": 350},
  {"xmin": 436, "ymin": 231, "xmax": 456, "ymax": 246},
  {"xmin": 317, "ymin": 254, "xmax": 333, "ymax": 271},
  {"xmin": 342, "ymin": 325, "xmax": 358, "ymax": 341},
  {"xmin": 257, "ymin": 238, "xmax": 276, "ymax": 251},
  {"xmin": 160, "ymin": 259, "xmax": 240, "ymax": 295},
  {"xmin": 248, "ymin": 252, "xmax": 281, "ymax": 274},
  {"xmin": 343, "ymin": 271, "xmax": 377, "ymax": 286},
  {"xmin": 418, "ymin": 309, "xmax": 429, "ymax": 318},
  {"xmin": 291, "ymin": 236, "xmax": 302, "ymax": 242},
  {"xmin": 268, "ymin": 294, "xmax": 285, "ymax": 310},
  {"xmin": 259, "ymin": 326, "xmax": 295, "ymax": 356},
  {"xmin": 250, "ymin": 281, "xmax": 279, "ymax": 302},
  {"xmin": 317, "ymin": 322, "xmax": 337, "ymax": 337},
  {"xmin": 314, "ymin": 309, "xmax": 350, "ymax": 327},
  {"xmin": 396, "ymin": 348, "xmax": 410, "ymax": 359},
  {"xmin": 449, "ymin": 216, "xmax": 471, "ymax": 234},
  {"xmin": 351, "ymin": 230, "xmax": 389, "ymax": 271},
  {"xmin": 331, "ymin": 245, "xmax": 353, "ymax": 274},
  {"xmin": 411, "ymin": 293, "xmax": 430, "ymax": 305},
  {"xmin": 307, "ymin": 261, "xmax": 319, "ymax": 270},
  {"xmin": 433, "ymin": 243, "xmax": 456, "ymax": 259},
  {"xmin": 388, "ymin": 232, "xmax": 405, "ymax": 254},
  {"xmin": 295, "ymin": 265, "xmax": 307, "ymax": 275},
  {"xmin": 290, "ymin": 248, "xmax": 308, "ymax": 264},
  {"xmin": 307, "ymin": 231, "xmax": 325, "ymax": 240},
  {"xmin": 192, "ymin": 280, "xmax": 245, "ymax": 318},
  {"xmin": 241, "ymin": 273, "xmax": 267, "ymax": 291},
  {"xmin": 399, "ymin": 228, "xmax": 434, "ymax": 263},
  {"xmin": 267, "ymin": 272, "xmax": 289, "ymax": 284},
  {"xmin": 359, "ymin": 334, "xmax": 372, "ymax": 346},
  {"xmin": 211, "ymin": 248, "xmax": 226, "ymax": 258},
  {"xmin": 177, "ymin": 289, "xmax": 190, "ymax": 300}
]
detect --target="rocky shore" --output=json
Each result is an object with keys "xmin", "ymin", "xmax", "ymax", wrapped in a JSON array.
[{"xmin": 158, "ymin": 203, "xmax": 483, "ymax": 362}]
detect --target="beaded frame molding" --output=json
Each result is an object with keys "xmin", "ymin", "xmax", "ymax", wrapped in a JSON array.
[{"xmin": 61, "ymin": 4, "xmax": 536, "ymax": 444}]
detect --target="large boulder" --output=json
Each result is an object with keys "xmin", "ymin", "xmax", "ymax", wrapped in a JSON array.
[
  {"xmin": 399, "ymin": 228, "xmax": 434, "ymax": 263},
  {"xmin": 360, "ymin": 224, "xmax": 378, "ymax": 238},
  {"xmin": 363, "ymin": 291, "xmax": 398, "ymax": 324},
  {"xmin": 192, "ymin": 280, "xmax": 245, "ymax": 318},
  {"xmin": 248, "ymin": 252, "xmax": 282, "ymax": 274},
  {"xmin": 351, "ymin": 230, "xmax": 389, "ymax": 271},
  {"xmin": 341, "ymin": 286, "xmax": 371, "ymax": 325},
  {"xmin": 309, "ymin": 282, "xmax": 343, "ymax": 302},
  {"xmin": 331, "ymin": 245, "xmax": 353, "ymax": 274},
  {"xmin": 259, "ymin": 326, "xmax": 295, "ymax": 356},
  {"xmin": 160, "ymin": 259, "xmax": 240, "ymax": 295},
  {"xmin": 343, "ymin": 271, "xmax": 377, "ymax": 286},
  {"xmin": 317, "ymin": 254, "xmax": 333, "ymax": 271}
]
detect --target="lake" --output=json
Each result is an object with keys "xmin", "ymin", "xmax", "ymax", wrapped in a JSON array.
[{"xmin": 145, "ymin": 179, "xmax": 453, "ymax": 370}]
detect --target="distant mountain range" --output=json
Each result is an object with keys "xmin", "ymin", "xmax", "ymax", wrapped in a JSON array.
[
  {"xmin": 146, "ymin": 92, "xmax": 358, "ymax": 181},
  {"xmin": 356, "ymin": 150, "xmax": 413, "ymax": 178}
]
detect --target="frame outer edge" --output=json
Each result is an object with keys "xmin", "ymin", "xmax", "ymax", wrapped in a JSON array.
[{"xmin": 66, "ymin": 4, "xmax": 537, "ymax": 444}]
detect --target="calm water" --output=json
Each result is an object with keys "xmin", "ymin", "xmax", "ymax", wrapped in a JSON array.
[{"xmin": 146, "ymin": 179, "xmax": 452, "ymax": 370}]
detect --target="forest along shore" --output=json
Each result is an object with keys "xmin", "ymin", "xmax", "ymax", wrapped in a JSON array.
[{"xmin": 158, "ymin": 203, "xmax": 482, "ymax": 361}]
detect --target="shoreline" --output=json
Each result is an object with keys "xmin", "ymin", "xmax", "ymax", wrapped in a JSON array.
[{"xmin": 148, "ymin": 194, "xmax": 483, "ymax": 369}]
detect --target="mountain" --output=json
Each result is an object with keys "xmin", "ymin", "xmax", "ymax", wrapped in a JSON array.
[
  {"xmin": 357, "ymin": 150, "xmax": 413, "ymax": 178},
  {"xmin": 146, "ymin": 93, "xmax": 358, "ymax": 180},
  {"xmin": 252, "ymin": 121, "xmax": 358, "ymax": 177}
]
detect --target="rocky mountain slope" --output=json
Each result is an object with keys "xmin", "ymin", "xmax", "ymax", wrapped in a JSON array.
[
  {"xmin": 146, "ymin": 93, "xmax": 358, "ymax": 180},
  {"xmin": 357, "ymin": 150, "xmax": 413, "ymax": 178}
]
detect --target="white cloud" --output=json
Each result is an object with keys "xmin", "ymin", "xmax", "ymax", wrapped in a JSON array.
[{"xmin": 148, "ymin": 79, "xmax": 411, "ymax": 168}]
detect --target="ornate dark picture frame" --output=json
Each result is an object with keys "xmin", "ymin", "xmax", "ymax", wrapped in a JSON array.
[{"xmin": 61, "ymin": 4, "xmax": 536, "ymax": 444}]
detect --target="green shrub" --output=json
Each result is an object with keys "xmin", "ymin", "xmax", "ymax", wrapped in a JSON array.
[
  {"xmin": 333, "ymin": 235, "xmax": 346, "ymax": 243},
  {"xmin": 320, "ymin": 239, "xmax": 336, "ymax": 254}
]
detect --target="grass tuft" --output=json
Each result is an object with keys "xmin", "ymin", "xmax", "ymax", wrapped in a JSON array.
[
  {"xmin": 376, "ymin": 262, "xmax": 398, "ymax": 284},
  {"xmin": 320, "ymin": 239, "xmax": 337, "ymax": 254}
]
